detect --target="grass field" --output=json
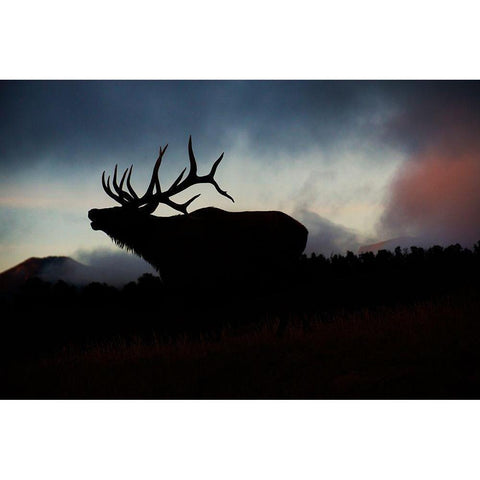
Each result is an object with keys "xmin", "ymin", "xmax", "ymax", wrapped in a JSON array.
[{"xmin": 3, "ymin": 290, "xmax": 480, "ymax": 399}]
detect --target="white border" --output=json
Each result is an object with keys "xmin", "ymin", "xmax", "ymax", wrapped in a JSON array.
[{"xmin": 2, "ymin": 1, "xmax": 480, "ymax": 79}]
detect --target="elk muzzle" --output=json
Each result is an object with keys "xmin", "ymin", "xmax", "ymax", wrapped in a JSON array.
[{"xmin": 88, "ymin": 209, "xmax": 102, "ymax": 230}]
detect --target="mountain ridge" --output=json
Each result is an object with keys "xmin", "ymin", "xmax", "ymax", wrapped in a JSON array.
[{"xmin": 0, "ymin": 256, "xmax": 93, "ymax": 291}]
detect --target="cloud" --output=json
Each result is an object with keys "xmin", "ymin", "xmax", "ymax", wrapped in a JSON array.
[
  {"xmin": 380, "ymin": 81, "xmax": 480, "ymax": 155},
  {"xmin": 0, "ymin": 81, "xmax": 392, "ymax": 177},
  {"xmin": 73, "ymin": 248, "xmax": 157, "ymax": 286},
  {"xmin": 378, "ymin": 82, "xmax": 480, "ymax": 248},
  {"xmin": 379, "ymin": 148, "xmax": 480, "ymax": 247},
  {"xmin": 294, "ymin": 209, "xmax": 365, "ymax": 256}
]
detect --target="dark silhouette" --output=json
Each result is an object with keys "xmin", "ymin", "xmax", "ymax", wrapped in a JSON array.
[
  {"xmin": 2, "ymin": 241, "xmax": 480, "ymax": 398},
  {"xmin": 3, "ymin": 241, "xmax": 479, "ymax": 354},
  {"xmin": 88, "ymin": 137, "xmax": 308, "ymax": 289}
]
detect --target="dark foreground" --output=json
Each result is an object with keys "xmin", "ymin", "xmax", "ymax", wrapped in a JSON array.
[
  {"xmin": 2, "ymin": 243, "xmax": 480, "ymax": 398},
  {"xmin": 2, "ymin": 291, "xmax": 480, "ymax": 399}
]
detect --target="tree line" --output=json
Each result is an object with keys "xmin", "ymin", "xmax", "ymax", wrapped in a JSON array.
[{"xmin": 2, "ymin": 241, "xmax": 479, "ymax": 359}]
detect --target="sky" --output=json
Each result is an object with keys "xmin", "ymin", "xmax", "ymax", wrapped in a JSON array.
[{"xmin": 1, "ymin": 80, "xmax": 480, "ymax": 275}]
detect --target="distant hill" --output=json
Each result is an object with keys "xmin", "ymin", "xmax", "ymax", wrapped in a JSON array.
[
  {"xmin": 0, "ymin": 256, "xmax": 93, "ymax": 291},
  {"xmin": 0, "ymin": 254, "xmax": 159, "ymax": 292},
  {"xmin": 358, "ymin": 237, "xmax": 418, "ymax": 254}
]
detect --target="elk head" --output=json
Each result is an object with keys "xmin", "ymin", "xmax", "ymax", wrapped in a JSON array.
[{"xmin": 88, "ymin": 136, "xmax": 234, "ymax": 250}]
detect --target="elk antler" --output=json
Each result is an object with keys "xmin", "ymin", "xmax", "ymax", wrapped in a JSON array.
[{"xmin": 101, "ymin": 136, "xmax": 235, "ymax": 214}]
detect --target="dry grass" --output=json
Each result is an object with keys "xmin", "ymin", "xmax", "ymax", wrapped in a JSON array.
[{"xmin": 3, "ymin": 292, "xmax": 480, "ymax": 399}]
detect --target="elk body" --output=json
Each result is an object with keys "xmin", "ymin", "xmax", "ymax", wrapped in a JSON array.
[{"xmin": 88, "ymin": 137, "xmax": 308, "ymax": 290}]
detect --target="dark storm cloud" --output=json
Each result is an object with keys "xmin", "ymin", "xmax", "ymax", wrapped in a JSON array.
[
  {"xmin": 0, "ymin": 80, "xmax": 210, "ymax": 171},
  {"xmin": 379, "ymin": 81, "xmax": 480, "ymax": 154},
  {"xmin": 0, "ymin": 80, "xmax": 391, "ymax": 178},
  {"xmin": 9, "ymin": 80, "xmax": 478, "ymax": 177},
  {"xmin": 378, "ymin": 81, "xmax": 480, "ymax": 247}
]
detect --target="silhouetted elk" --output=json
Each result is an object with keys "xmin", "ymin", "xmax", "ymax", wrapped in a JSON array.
[{"xmin": 88, "ymin": 137, "xmax": 308, "ymax": 290}]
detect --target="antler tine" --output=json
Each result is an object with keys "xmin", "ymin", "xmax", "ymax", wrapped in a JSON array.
[
  {"xmin": 162, "ymin": 136, "xmax": 234, "ymax": 204},
  {"xmin": 181, "ymin": 193, "xmax": 202, "ymax": 211},
  {"xmin": 143, "ymin": 144, "xmax": 168, "ymax": 198},
  {"xmin": 169, "ymin": 167, "xmax": 187, "ymax": 191},
  {"xmin": 205, "ymin": 152, "xmax": 235, "ymax": 203},
  {"xmin": 210, "ymin": 152, "xmax": 224, "ymax": 177},
  {"xmin": 187, "ymin": 135, "xmax": 198, "ymax": 177},
  {"xmin": 102, "ymin": 171, "xmax": 126, "ymax": 205},
  {"xmin": 112, "ymin": 165, "xmax": 134, "ymax": 203},
  {"xmin": 118, "ymin": 168, "xmax": 128, "ymax": 191},
  {"xmin": 144, "ymin": 193, "xmax": 201, "ymax": 215},
  {"xmin": 126, "ymin": 165, "xmax": 139, "ymax": 200},
  {"xmin": 133, "ymin": 143, "xmax": 169, "ymax": 213}
]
